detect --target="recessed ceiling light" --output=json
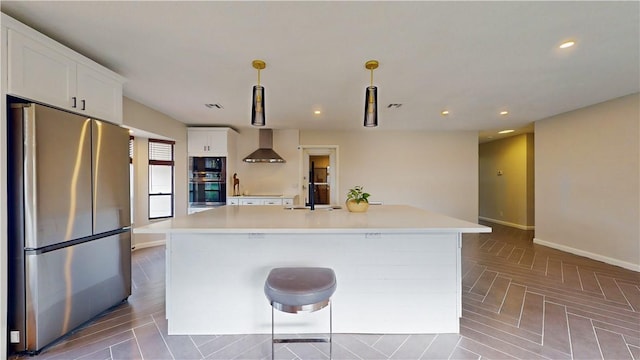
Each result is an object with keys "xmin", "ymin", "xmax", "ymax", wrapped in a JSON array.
[
  {"xmin": 559, "ymin": 40, "xmax": 575, "ymax": 49},
  {"xmin": 441, "ymin": 110, "xmax": 449, "ymax": 116},
  {"xmin": 499, "ymin": 129, "xmax": 515, "ymax": 134},
  {"xmin": 500, "ymin": 111, "xmax": 509, "ymax": 116},
  {"xmin": 313, "ymin": 110, "xmax": 321, "ymax": 115}
]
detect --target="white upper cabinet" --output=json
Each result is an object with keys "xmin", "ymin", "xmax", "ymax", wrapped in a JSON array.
[
  {"xmin": 188, "ymin": 128, "xmax": 235, "ymax": 157},
  {"xmin": 8, "ymin": 29, "xmax": 77, "ymax": 110},
  {"xmin": 5, "ymin": 19, "xmax": 125, "ymax": 123},
  {"xmin": 76, "ymin": 63, "xmax": 123, "ymax": 122}
]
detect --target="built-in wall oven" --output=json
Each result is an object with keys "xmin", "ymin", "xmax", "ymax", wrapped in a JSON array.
[{"xmin": 189, "ymin": 157, "xmax": 226, "ymax": 206}]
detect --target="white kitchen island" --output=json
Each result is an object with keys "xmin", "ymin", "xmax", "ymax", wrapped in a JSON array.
[{"xmin": 134, "ymin": 205, "xmax": 490, "ymax": 335}]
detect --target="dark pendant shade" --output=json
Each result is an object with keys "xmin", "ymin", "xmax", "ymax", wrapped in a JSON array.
[
  {"xmin": 364, "ymin": 86, "xmax": 378, "ymax": 127},
  {"xmin": 251, "ymin": 85, "xmax": 265, "ymax": 127}
]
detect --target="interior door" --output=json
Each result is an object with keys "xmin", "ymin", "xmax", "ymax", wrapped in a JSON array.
[
  {"xmin": 310, "ymin": 155, "xmax": 330, "ymax": 205},
  {"xmin": 299, "ymin": 146, "xmax": 339, "ymax": 205}
]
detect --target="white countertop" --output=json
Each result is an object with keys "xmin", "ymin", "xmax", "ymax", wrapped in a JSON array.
[
  {"xmin": 227, "ymin": 194, "xmax": 293, "ymax": 198},
  {"xmin": 135, "ymin": 204, "xmax": 491, "ymax": 234}
]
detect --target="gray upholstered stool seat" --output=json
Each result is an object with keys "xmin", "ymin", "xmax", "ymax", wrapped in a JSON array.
[
  {"xmin": 265, "ymin": 267, "xmax": 337, "ymax": 359},
  {"xmin": 265, "ymin": 267, "xmax": 337, "ymax": 313}
]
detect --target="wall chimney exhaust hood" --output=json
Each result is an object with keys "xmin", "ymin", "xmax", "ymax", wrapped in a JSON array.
[{"xmin": 243, "ymin": 129, "xmax": 286, "ymax": 163}]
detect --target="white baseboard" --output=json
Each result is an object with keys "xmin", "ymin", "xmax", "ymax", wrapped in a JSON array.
[
  {"xmin": 132, "ymin": 239, "xmax": 166, "ymax": 251},
  {"xmin": 479, "ymin": 217, "xmax": 535, "ymax": 231},
  {"xmin": 533, "ymin": 237, "xmax": 640, "ymax": 272}
]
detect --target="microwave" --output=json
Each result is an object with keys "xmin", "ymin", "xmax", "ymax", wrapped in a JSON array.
[{"xmin": 189, "ymin": 157, "xmax": 226, "ymax": 182}]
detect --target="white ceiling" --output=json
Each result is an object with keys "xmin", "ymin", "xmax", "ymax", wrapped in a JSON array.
[{"xmin": 2, "ymin": 1, "xmax": 638, "ymax": 141}]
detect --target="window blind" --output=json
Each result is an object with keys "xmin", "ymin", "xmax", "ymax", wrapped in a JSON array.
[{"xmin": 148, "ymin": 139, "xmax": 174, "ymax": 165}]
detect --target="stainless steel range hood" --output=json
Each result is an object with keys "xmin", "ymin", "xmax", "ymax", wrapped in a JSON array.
[{"xmin": 243, "ymin": 129, "xmax": 286, "ymax": 163}]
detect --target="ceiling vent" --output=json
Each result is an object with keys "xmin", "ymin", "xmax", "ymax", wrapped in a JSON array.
[{"xmin": 242, "ymin": 129, "xmax": 286, "ymax": 163}]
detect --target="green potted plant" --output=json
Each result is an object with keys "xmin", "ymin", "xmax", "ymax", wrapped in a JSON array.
[{"xmin": 346, "ymin": 185, "xmax": 370, "ymax": 212}]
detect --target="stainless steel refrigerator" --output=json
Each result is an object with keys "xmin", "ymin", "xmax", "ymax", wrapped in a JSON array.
[{"xmin": 7, "ymin": 101, "xmax": 131, "ymax": 354}]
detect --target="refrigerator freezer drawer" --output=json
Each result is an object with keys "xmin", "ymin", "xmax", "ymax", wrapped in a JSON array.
[{"xmin": 20, "ymin": 231, "xmax": 131, "ymax": 353}]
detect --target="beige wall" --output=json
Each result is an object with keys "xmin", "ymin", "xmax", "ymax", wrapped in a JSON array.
[
  {"xmin": 300, "ymin": 130, "xmax": 479, "ymax": 222},
  {"xmin": 535, "ymin": 93, "xmax": 640, "ymax": 270},
  {"xmin": 228, "ymin": 129, "xmax": 479, "ymax": 222},
  {"xmin": 479, "ymin": 133, "xmax": 535, "ymax": 229},
  {"xmin": 232, "ymin": 128, "xmax": 300, "ymax": 197},
  {"xmin": 123, "ymin": 97, "xmax": 188, "ymax": 247}
]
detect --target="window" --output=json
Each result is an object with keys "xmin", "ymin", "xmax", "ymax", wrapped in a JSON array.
[{"xmin": 148, "ymin": 139, "xmax": 175, "ymax": 219}]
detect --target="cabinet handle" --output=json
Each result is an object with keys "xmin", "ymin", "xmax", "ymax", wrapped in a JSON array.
[
  {"xmin": 71, "ymin": 97, "xmax": 77, "ymax": 108},
  {"xmin": 81, "ymin": 100, "xmax": 86, "ymax": 111}
]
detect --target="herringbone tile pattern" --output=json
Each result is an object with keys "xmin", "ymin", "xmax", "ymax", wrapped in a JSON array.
[
  {"xmin": 11, "ymin": 223, "xmax": 640, "ymax": 359},
  {"xmin": 461, "ymin": 223, "xmax": 640, "ymax": 360}
]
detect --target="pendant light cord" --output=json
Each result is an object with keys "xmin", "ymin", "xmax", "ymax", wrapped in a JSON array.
[
  {"xmin": 368, "ymin": 68, "xmax": 375, "ymax": 105},
  {"xmin": 370, "ymin": 68, "xmax": 373, "ymax": 87}
]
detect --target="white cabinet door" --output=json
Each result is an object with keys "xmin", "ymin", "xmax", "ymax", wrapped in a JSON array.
[
  {"xmin": 282, "ymin": 198, "xmax": 294, "ymax": 206},
  {"xmin": 187, "ymin": 128, "xmax": 229, "ymax": 157},
  {"xmin": 187, "ymin": 130, "xmax": 213, "ymax": 156},
  {"xmin": 76, "ymin": 64, "xmax": 123, "ymax": 123},
  {"xmin": 207, "ymin": 130, "xmax": 228, "ymax": 156},
  {"xmin": 8, "ymin": 29, "xmax": 76, "ymax": 110},
  {"xmin": 7, "ymin": 28, "xmax": 124, "ymax": 123},
  {"xmin": 227, "ymin": 198, "xmax": 240, "ymax": 205},
  {"xmin": 262, "ymin": 199, "xmax": 283, "ymax": 205}
]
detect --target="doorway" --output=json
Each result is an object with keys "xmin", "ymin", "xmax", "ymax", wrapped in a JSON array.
[
  {"xmin": 478, "ymin": 132, "xmax": 535, "ymax": 230},
  {"xmin": 298, "ymin": 145, "xmax": 339, "ymax": 206}
]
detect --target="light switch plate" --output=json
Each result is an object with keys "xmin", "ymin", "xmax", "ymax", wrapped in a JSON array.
[{"xmin": 10, "ymin": 330, "xmax": 20, "ymax": 343}]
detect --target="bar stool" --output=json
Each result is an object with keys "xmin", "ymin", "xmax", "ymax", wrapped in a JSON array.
[{"xmin": 264, "ymin": 267, "xmax": 337, "ymax": 360}]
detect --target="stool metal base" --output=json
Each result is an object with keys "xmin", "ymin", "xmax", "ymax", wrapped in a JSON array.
[
  {"xmin": 273, "ymin": 338, "xmax": 330, "ymax": 344},
  {"xmin": 271, "ymin": 301, "xmax": 332, "ymax": 360},
  {"xmin": 272, "ymin": 299, "xmax": 329, "ymax": 314}
]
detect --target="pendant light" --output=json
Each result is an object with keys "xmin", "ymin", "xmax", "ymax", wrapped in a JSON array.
[
  {"xmin": 364, "ymin": 60, "xmax": 379, "ymax": 127},
  {"xmin": 251, "ymin": 59, "xmax": 266, "ymax": 127}
]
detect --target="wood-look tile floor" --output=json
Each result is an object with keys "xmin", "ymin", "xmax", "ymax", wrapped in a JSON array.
[{"xmin": 10, "ymin": 222, "xmax": 640, "ymax": 359}]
